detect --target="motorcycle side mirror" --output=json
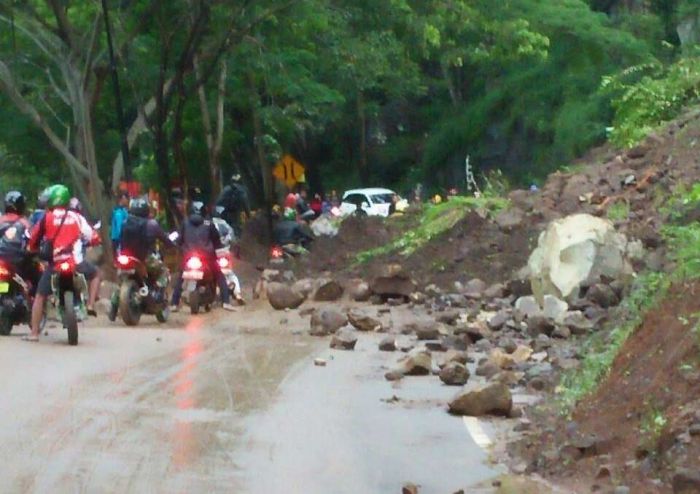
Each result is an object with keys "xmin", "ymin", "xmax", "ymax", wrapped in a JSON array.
[{"xmin": 168, "ymin": 231, "xmax": 179, "ymax": 242}]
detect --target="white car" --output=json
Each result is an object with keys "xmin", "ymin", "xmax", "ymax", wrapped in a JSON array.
[{"xmin": 339, "ymin": 188, "xmax": 398, "ymax": 217}]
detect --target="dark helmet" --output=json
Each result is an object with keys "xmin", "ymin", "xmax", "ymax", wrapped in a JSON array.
[
  {"xmin": 129, "ymin": 197, "xmax": 150, "ymax": 218},
  {"xmin": 190, "ymin": 201, "xmax": 207, "ymax": 217},
  {"xmin": 4, "ymin": 191, "xmax": 26, "ymax": 215}
]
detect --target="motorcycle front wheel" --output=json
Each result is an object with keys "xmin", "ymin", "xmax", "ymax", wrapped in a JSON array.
[{"xmin": 63, "ymin": 291, "xmax": 79, "ymax": 346}]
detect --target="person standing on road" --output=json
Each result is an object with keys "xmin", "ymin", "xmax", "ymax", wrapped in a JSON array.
[
  {"xmin": 110, "ymin": 192, "xmax": 129, "ymax": 256},
  {"xmin": 216, "ymin": 173, "xmax": 251, "ymax": 239},
  {"xmin": 170, "ymin": 201, "xmax": 236, "ymax": 313}
]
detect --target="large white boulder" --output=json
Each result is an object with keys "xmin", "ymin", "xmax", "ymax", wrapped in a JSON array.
[{"xmin": 528, "ymin": 214, "xmax": 633, "ymax": 303}]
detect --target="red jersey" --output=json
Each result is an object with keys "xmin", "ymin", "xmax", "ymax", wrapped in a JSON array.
[{"xmin": 28, "ymin": 208, "xmax": 99, "ymax": 263}]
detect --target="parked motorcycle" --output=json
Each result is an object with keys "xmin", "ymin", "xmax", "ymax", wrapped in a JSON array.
[
  {"xmin": 50, "ymin": 258, "xmax": 86, "ymax": 345},
  {"xmin": 113, "ymin": 253, "xmax": 170, "ymax": 326},
  {"xmin": 0, "ymin": 258, "xmax": 31, "ymax": 335},
  {"xmin": 181, "ymin": 251, "xmax": 217, "ymax": 315}
]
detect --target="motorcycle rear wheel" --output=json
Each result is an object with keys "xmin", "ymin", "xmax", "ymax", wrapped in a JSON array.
[
  {"xmin": 63, "ymin": 291, "xmax": 79, "ymax": 346},
  {"xmin": 119, "ymin": 281, "xmax": 142, "ymax": 326},
  {"xmin": 189, "ymin": 291, "xmax": 200, "ymax": 315}
]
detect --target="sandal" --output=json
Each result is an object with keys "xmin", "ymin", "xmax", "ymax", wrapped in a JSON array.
[{"xmin": 22, "ymin": 334, "xmax": 39, "ymax": 342}]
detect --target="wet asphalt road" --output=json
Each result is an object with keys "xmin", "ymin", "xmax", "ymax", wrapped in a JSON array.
[{"xmin": 0, "ymin": 303, "xmax": 501, "ymax": 494}]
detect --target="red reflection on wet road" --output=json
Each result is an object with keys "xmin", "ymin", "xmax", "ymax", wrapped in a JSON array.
[{"xmin": 171, "ymin": 317, "xmax": 205, "ymax": 469}]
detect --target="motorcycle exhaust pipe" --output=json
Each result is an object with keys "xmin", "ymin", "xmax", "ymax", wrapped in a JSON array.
[{"xmin": 138, "ymin": 286, "xmax": 149, "ymax": 298}]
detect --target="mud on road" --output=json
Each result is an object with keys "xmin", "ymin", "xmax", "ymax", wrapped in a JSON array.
[{"xmin": 0, "ymin": 300, "xmax": 523, "ymax": 494}]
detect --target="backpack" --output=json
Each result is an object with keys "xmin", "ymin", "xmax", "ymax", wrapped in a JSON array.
[
  {"xmin": 120, "ymin": 216, "xmax": 151, "ymax": 261},
  {"xmin": 218, "ymin": 185, "xmax": 244, "ymax": 213}
]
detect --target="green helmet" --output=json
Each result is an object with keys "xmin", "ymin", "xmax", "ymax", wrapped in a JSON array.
[
  {"xmin": 47, "ymin": 184, "xmax": 71, "ymax": 209},
  {"xmin": 283, "ymin": 207, "xmax": 296, "ymax": 221}
]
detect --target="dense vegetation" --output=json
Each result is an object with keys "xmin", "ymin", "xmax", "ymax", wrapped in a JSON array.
[{"xmin": 1, "ymin": 0, "xmax": 700, "ymax": 220}]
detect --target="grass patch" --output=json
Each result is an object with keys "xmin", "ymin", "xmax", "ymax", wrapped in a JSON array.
[
  {"xmin": 606, "ymin": 201, "xmax": 630, "ymax": 222},
  {"xmin": 354, "ymin": 195, "xmax": 509, "ymax": 264}
]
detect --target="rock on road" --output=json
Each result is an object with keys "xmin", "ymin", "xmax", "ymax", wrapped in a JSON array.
[{"xmin": 0, "ymin": 303, "xmax": 500, "ymax": 493}]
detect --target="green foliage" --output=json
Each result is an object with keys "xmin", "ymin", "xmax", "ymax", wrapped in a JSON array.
[
  {"xmin": 603, "ymin": 57, "xmax": 700, "ymax": 147},
  {"xmin": 639, "ymin": 406, "xmax": 668, "ymax": 449},
  {"xmin": 606, "ymin": 201, "xmax": 631, "ymax": 222}
]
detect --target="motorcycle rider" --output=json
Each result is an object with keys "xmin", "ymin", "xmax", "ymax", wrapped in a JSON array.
[
  {"xmin": 216, "ymin": 173, "xmax": 251, "ymax": 239},
  {"xmin": 273, "ymin": 207, "xmax": 314, "ymax": 255},
  {"xmin": 170, "ymin": 201, "xmax": 236, "ymax": 312},
  {"xmin": 29, "ymin": 187, "xmax": 51, "ymax": 226},
  {"xmin": 108, "ymin": 197, "xmax": 175, "ymax": 321},
  {"xmin": 25, "ymin": 184, "xmax": 101, "ymax": 341},
  {"xmin": 0, "ymin": 191, "xmax": 39, "ymax": 292},
  {"xmin": 212, "ymin": 209, "xmax": 245, "ymax": 305}
]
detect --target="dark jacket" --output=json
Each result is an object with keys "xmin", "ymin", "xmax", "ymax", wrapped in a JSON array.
[
  {"xmin": 121, "ymin": 215, "xmax": 173, "ymax": 260},
  {"xmin": 216, "ymin": 183, "xmax": 251, "ymax": 219},
  {"xmin": 0, "ymin": 213, "xmax": 30, "ymax": 263},
  {"xmin": 179, "ymin": 214, "xmax": 222, "ymax": 256},
  {"xmin": 273, "ymin": 220, "xmax": 314, "ymax": 247}
]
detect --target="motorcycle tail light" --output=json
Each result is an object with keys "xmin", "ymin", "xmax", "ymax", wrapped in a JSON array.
[
  {"xmin": 186, "ymin": 256, "xmax": 203, "ymax": 271},
  {"xmin": 58, "ymin": 261, "xmax": 72, "ymax": 273},
  {"xmin": 271, "ymin": 246, "xmax": 283, "ymax": 259},
  {"xmin": 0, "ymin": 263, "xmax": 11, "ymax": 279},
  {"xmin": 217, "ymin": 256, "xmax": 229, "ymax": 269},
  {"xmin": 117, "ymin": 255, "xmax": 131, "ymax": 267}
]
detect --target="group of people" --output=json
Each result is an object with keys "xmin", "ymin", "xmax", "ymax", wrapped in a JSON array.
[
  {"xmin": 0, "ymin": 185, "xmax": 101, "ymax": 341},
  {"xmin": 0, "ymin": 174, "xmax": 252, "ymax": 343}
]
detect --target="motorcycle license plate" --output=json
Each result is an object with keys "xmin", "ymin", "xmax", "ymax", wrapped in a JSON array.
[
  {"xmin": 183, "ymin": 270, "xmax": 203, "ymax": 281},
  {"xmin": 0, "ymin": 282, "xmax": 9, "ymax": 294}
]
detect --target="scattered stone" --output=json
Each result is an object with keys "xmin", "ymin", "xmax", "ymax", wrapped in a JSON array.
[
  {"xmin": 532, "ymin": 334, "xmax": 552, "ymax": 352},
  {"xmin": 435, "ymin": 310, "xmax": 461, "ymax": 326},
  {"xmin": 385, "ymin": 370, "xmax": 403, "ymax": 381},
  {"xmin": 370, "ymin": 264, "xmax": 417, "ymax": 298},
  {"xmin": 299, "ymin": 307, "xmax": 316, "ymax": 317},
  {"xmin": 673, "ymin": 469, "xmax": 700, "ymax": 494},
  {"xmin": 499, "ymin": 338, "xmax": 518, "ymax": 354},
  {"xmin": 527, "ymin": 314, "xmax": 555, "ymax": 337},
  {"xmin": 346, "ymin": 278, "xmax": 371, "ymax": 302},
  {"xmin": 330, "ymin": 328, "xmax": 358, "ymax": 350},
  {"xmin": 314, "ymin": 358, "xmax": 327, "ymax": 367},
  {"xmin": 476, "ymin": 361, "xmax": 501, "ymax": 379},
  {"xmin": 309, "ymin": 308, "xmax": 348, "ymax": 336},
  {"xmin": 438, "ymin": 350, "xmax": 469, "ymax": 368},
  {"xmin": 463, "ymin": 278, "xmax": 487, "ymax": 299},
  {"xmin": 292, "ymin": 278, "xmax": 315, "ymax": 298},
  {"xmin": 424, "ymin": 284, "xmax": 442, "ymax": 297},
  {"xmin": 689, "ymin": 423, "xmax": 700, "ymax": 436},
  {"xmin": 543, "ymin": 295, "xmax": 568, "ymax": 322},
  {"xmin": 314, "ymin": 279, "xmax": 344, "ymax": 301},
  {"xmin": 484, "ymin": 283, "xmax": 506, "ymax": 299},
  {"xmin": 564, "ymin": 310, "xmax": 594, "ymax": 335},
  {"xmin": 515, "ymin": 296, "xmax": 541, "ymax": 319},
  {"xmin": 474, "ymin": 339, "xmax": 493, "ymax": 353},
  {"xmin": 448, "ymin": 383, "xmax": 513, "ymax": 417},
  {"xmin": 267, "ymin": 283, "xmax": 306, "ymax": 310},
  {"xmin": 595, "ymin": 465, "xmax": 612, "ymax": 480},
  {"xmin": 387, "ymin": 297, "xmax": 406, "ymax": 306},
  {"xmin": 409, "ymin": 292, "xmax": 427, "ymax": 305},
  {"xmin": 407, "ymin": 320, "xmax": 442, "ymax": 340},
  {"xmin": 487, "ymin": 311, "xmax": 509, "ymax": 331},
  {"xmin": 514, "ymin": 419, "xmax": 532, "ymax": 432},
  {"xmin": 439, "ymin": 362, "xmax": 470, "ymax": 386},
  {"xmin": 393, "ymin": 348, "xmax": 432, "ymax": 376},
  {"xmin": 402, "ymin": 483, "xmax": 419, "ymax": 494},
  {"xmin": 495, "ymin": 207, "xmax": 525, "ymax": 230},
  {"xmin": 440, "ymin": 335, "xmax": 469, "ymax": 352},
  {"xmin": 552, "ymin": 326, "xmax": 571, "ymax": 339},
  {"xmin": 347, "ymin": 308, "xmax": 382, "ymax": 332},
  {"xmin": 586, "ymin": 283, "xmax": 620, "ymax": 308},
  {"xmin": 379, "ymin": 336, "xmax": 397, "ymax": 352}
]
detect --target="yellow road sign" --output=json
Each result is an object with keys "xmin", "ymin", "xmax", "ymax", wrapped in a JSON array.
[{"xmin": 273, "ymin": 154, "xmax": 306, "ymax": 188}]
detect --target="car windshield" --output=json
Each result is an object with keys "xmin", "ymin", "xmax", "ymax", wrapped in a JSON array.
[{"xmin": 370, "ymin": 193, "xmax": 394, "ymax": 204}]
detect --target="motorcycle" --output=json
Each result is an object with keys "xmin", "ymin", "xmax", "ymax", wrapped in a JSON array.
[
  {"xmin": 113, "ymin": 253, "xmax": 170, "ymax": 326},
  {"xmin": 50, "ymin": 258, "xmax": 87, "ymax": 345},
  {"xmin": 0, "ymin": 258, "xmax": 31, "ymax": 335},
  {"xmin": 181, "ymin": 251, "xmax": 217, "ymax": 315}
]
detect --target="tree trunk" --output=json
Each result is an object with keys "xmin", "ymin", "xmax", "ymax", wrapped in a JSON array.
[
  {"xmin": 249, "ymin": 74, "xmax": 273, "ymax": 243},
  {"xmin": 357, "ymin": 92, "xmax": 369, "ymax": 185},
  {"xmin": 196, "ymin": 58, "xmax": 227, "ymax": 202}
]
